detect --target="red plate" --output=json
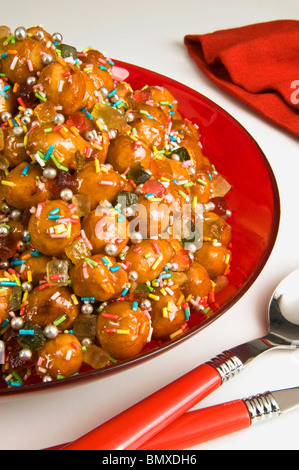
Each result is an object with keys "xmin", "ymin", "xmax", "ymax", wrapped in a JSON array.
[{"xmin": 0, "ymin": 60, "xmax": 280, "ymax": 397}]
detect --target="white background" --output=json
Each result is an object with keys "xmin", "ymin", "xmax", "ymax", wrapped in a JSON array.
[{"xmin": 0, "ymin": 0, "xmax": 299, "ymax": 451}]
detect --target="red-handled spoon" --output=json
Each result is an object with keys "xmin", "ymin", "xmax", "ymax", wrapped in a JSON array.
[{"xmin": 61, "ymin": 269, "xmax": 299, "ymax": 450}]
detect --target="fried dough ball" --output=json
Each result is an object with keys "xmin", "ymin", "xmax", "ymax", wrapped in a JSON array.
[
  {"xmin": 124, "ymin": 239, "xmax": 175, "ymax": 284},
  {"xmin": 97, "ymin": 301, "xmax": 150, "ymax": 360},
  {"xmin": 79, "ymin": 48, "xmax": 114, "ymax": 91},
  {"xmin": 149, "ymin": 288, "xmax": 187, "ymax": 339},
  {"xmin": 76, "ymin": 160, "xmax": 132, "ymax": 209},
  {"xmin": 183, "ymin": 262, "xmax": 211, "ymax": 300},
  {"xmin": 28, "ymin": 199, "xmax": 81, "ymax": 256},
  {"xmin": 65, "ymin": 112, "xmax": 110, "ymax": 164},
  {"xmin": 130, "ymin": 113, "xmax": 166, "ymax": 150},
  {"xmin": 2, "ymin": 126, "xmax": 29, "ymax": 168},
  {"xmin": 0, "ymin": 36, "xmax": 56, "ymax": 84},
  {"xmin": 38, "ymin": 62, "xmax": 86, "ymax": 115},
  {"xmin": 1, "ymin": 162, "xmax": 53, "ymax": 210},
  {"xmin": 194, "ymin": 242, "xmax": 231, "ymax": 279},
  {"xmin": 26, "ymin": 121, "xmax": 92, "ymax": 170},
  {"xmin": 14, "ymin": 250, "xmax": 51, "ymax": 286},
  {"xmin": 36, "ymin": 333, "xmax": 83, "ymax": 379},
  {"xmin": 81, "ymin": 209, "xmax": 129, "ymax": 255},
  {"xmin": 23, "ymin": 286, "xmax": 79, "ymax": 330},
  {"xmin": 70, "ymin": 255, "xmax": 128, "ymax": 302},
  {"xmin": 106, "ymin": 134, "xmax": 151, "ymax": 174},
  {"xmin": 149, "ymin": 156, "xmax": 191, "ymax": 183},
  {"xmin": 0, "ymin": 270, "xmax": 13, "ymax": 323}
]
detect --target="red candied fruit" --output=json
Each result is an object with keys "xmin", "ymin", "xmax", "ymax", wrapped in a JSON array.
[
  {"xmin": 142, "ymin": 180, "xmax": 167, "ymax": 198},
  {"xmin": 0, "ymin": 232, "xmax": 18, "ymax": 259},
  {"xmin": 134, "ymin": 88, "xmax": 152, "ymax": 102},
  {"xmin": 210, "ymin": 197, "xmax": 227, "ymax": 217},
  {"xmin": 15, "ymin": 84, "xmax": 38, "ymax": 108},
  {"xmin": 49, "ymin": 170, "xmax": 78, "ymax": 195},
  {"xmin": 66, "ymin": 114, "xmax": 87, "ymax": 132}
]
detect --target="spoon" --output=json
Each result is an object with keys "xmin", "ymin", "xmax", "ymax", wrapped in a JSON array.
[{"xmin": 62, "ymin": 268, "xmax": 299, "ymax": 450}]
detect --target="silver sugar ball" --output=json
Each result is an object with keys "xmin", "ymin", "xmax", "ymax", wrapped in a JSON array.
[
  {"xmin": 0, "ymin": 225, "xmax": 9, "ymax": 236},
  {"xmin": 110, "ymin": 93, "xmax": 120, "ymax": 103},
  {"xmin": 81, "ymin": 338, "xmax": 93, "ymax": 347},
  {"xmin": 43, "ymin": 167, "xmax": 57, "ymax": 180},
  {"xmin": 123, "ymin": 206, "xmax": 134, "ymax": 217},
  {"xmin": 44, "ymin": 324, "xmax": 58, "ymax": 339},
  {"xmin": 126, "ymin": 112, "xmax": 134, "ymax": 123},
  {"xmin": 171, "ymin": 153, "xmax": 180, "ymax": 161},
  {"xmin": 19, "ymin": 348, "xmax": 32, "ymax": 362},
  {"xmin": 42, "ymin": 53, "xmax": 54, "ymax": 65},
  {"xmin": 14, "ymin": 27, "xmax": 28, "ymax": 41},
  {"xmin": 42, "ymin": 375, "xmax": 53, "ymax": 383},
  {"xmin": 100, "ymin": 86, "xmax": 109, "ymax": 97},
  {"xmin": 34, "ymin": 30, "xmax": 45, "ymax": 41},
  {"xmin": 81, "ymin": 303, "xmax": 94, "ymax": 315},
  {"xmin": 23, "ymin": 108, "xmax": 33, "ymax": 116},
  {"xmin": 189, "ymin": 166, "xmax": 196, "ymax": 176},
  {"xmin": 1, "ymin": 202, "xmax": 11, "ymax": 213},
  {"xmin": 22, "ymin": 230, "xmax": 29, "ymax": 241},
  {"xmin": 43, "ymin": 166, "xmax": 57, "ymax": 180},
  {"xmin": 26, "ymin": 76, "xmax": 38, "ymax": 87},
  {"xmin": 13, "ymin": 126, "xmax": 24, "ymax": 137},
  {"xmin": 171, "ymin": 262, "xmax": 179, "ymax": 271},
  {"xmin": 11, "ymin": 209, "xmax": 22, "ymax": 221},
  {"xmin": 52, "ymin": 32, "xmax": 63, "ymax": 43},
  {"xmin": 1, "ymin": 111, "xmax": 12, "ymax": 122},
  {"xmin": 22, "ymin": 281, "xmax": 33, "ymax": 292},
  {"xmin": 0, "ymin": 260, "xmax": 9, "ymax": 270},
  {"xmin": 130, "ymin": 231, "xmax": 143, "ymax": 244},
  {"xmin": 128, "ymin": 270, "xmax": 139, "ymax": 282},
  {"xmin": 21, "ymin": 115, "xmax": 31, "ymax": 126},
  {"xmin": 60, "ymin": 188, "xmax": 73, "ymax": 201},
  {"xmin": 186, "ymin": 243, "xmax": 197, "ymax": 254},
  {"xmin": 85, "ymin": 130, "xmax": 96, "ymax": 141},
  {"xmin": 140, "ymin": 299, "xmax": 151, "ymax": 310},
  {"xmin": 53, "ymin": 113, "xmax": 65, "ymax": 125},
  {"xmin": 11, "ymin": 317, "xmax": 24, "ymax": 330},
  {"xmin": 105, "ymin": 243, "xmax": 118, "ymax": 256}
]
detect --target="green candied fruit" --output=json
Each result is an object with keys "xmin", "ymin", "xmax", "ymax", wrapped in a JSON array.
[
  {"xmin": 170, "ymin": 147, "xmax": 190, "ymax": 162},
  {"xmin": 57, "ymin": 43, "xmax": 78, "ymax": 60},
  {"xmin": 127, "ymin": 163, "xmax": 151, "ymax": 185},
  {"xmin": 17, "ymin": 322, "xmax": 46, "ymax": 351},
  {"xmin": 116, "ymin": 190, "xmax": 138, "ymax": 208}
]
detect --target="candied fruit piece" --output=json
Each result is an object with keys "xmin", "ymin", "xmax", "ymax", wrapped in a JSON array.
[
  {"xmin": 15, "ymin": 83, "xmax": 38, "ymax": 108},
  {"xmin": 128, "ymin": 163, "xmax": 151, "ymax": 186},
  {"xmin": 134, "ymin": 88, "xmax": 152, "ymax": 102},
  {"xmin": 66, "ymin": 113, "xmax": 87, "ymax": 132},
  {"xmin": 212, "ymin": 175, "xmax": 231, "ymax": 198},
  {"xmin": 65, "ymin": 237, "xmax": 91, "ymax": 264},
  {"xmin": 73, "ymin": 315, "xmax": 97, "ymax": 341},
  {"xmin": 9, "ymin": 286, "xmax": 22, "ymax": 312},
  {"xmin": 142, "ymin": 179, "xmax": 167, "ymax": 198},
  {"xmin": 46, "ymin": 259, "xmax": 69, "ymax": 286},
  {"xmin": 17, "ymin": 322, "xmax": 46, "ymax": 351},
  {"xmin": 209, "ymin": 197, "xmax": 227, "ymax": 217},
  {"xmin": 72, "ymin": 194, "xmax": 91, "ymax": 217},
  {"xmin": 91, "ymin": 102, "xmax": 130, "ymax": 131},
  {"xmin": 57, "ymin": 44, "xmax": 78, "ymax": 60},
  {"xmin": 116, "ymin": 190, "xmax": 138, "ymax": 208},
  {"xmin": 83, "ymin": 344, "xmax": 110, "ymax": 369}
]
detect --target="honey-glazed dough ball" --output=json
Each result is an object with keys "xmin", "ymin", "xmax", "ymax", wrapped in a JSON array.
[
  {"xmin": 183, "ymin": 262, "xmax": 212, "ymax": 300},
  {"xmin": 36, "ymin": 333, "xmax": 83, "ymax": 379},
  {"xmin": 1, "ymin": 162, "xmax": 53, "ymax": 210},
  {"xmin": 28, "ymin": 199, "xmax": 81, "ymax": 256},
  {"xmin": 106, "ymin": 134, "xmax": 151, "ymax": 174},
  {"xmin": 97, "ymin": 301, "xmax": 150, "ymax": 360},
  {"xmin": 81, "ymin": 209, "xmax": 129, "ymax": 256},
  {"xmin": 194, "ymin": 242, "xmax": 231, "ymax": 279},
  {"xmin": 149, "ymin": 288, "xmax": 187, "ymax": 339},
  {"xmin": 22, "ymin": 286, "xmax": 79, "ymax": 330},
  {"xmin": 70, "ymin": 255, "xmax": 128, "ymax": 302}
]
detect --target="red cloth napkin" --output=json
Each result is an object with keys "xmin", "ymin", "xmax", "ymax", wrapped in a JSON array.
[{"xmin": 184, "ymin": 20, "xmax": 299, "ymax": 137}]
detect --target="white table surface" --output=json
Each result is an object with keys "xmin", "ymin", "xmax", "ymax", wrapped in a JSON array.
[{"xmin": 1, "ymin": 0, "xmax": 299, "ymax": 451}]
